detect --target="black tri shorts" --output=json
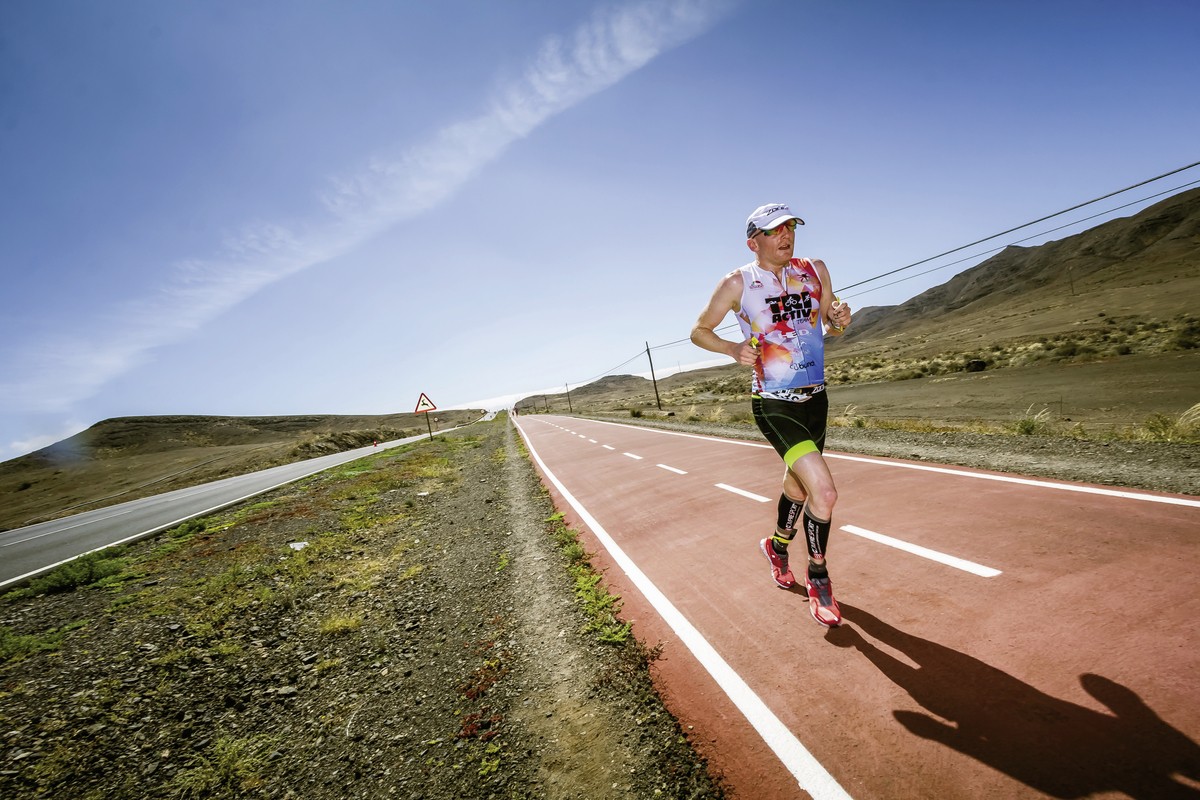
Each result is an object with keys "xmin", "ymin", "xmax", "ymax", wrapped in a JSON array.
[{"xmin": 752, "ymin": 390, "xmax": 828, "ymax": 468}]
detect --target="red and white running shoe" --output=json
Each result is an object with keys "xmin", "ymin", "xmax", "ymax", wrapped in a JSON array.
[
  {"xmin": 805, "ymin": 574, "xmax": 842, "ymax": 627},
  {"xmin": 759, "ymin": 538, "xmax": 796, "ymax": 589}
]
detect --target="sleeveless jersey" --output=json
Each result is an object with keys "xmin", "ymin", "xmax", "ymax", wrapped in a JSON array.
[{"xmin": 734, "ymin": 258, "xmax": 827, "ymax": 398}]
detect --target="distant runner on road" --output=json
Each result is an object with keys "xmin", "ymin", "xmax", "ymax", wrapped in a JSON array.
[{"xmin": 690, "ymin": 202, "xmax": 853, "ymax": 627}]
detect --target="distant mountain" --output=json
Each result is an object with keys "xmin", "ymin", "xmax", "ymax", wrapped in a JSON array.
[{"xmin": 833, "ymin": 186, "xmax": 1200, "ymax": 353}]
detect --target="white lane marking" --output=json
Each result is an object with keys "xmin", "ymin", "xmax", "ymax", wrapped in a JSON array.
[
  {"xmin": 623, "ymin": 452, "xmax": 644, "ymax": 460},
  {"xmin": 602, "ymin": 445, "xmax": 615, "ymax": 450},
  {"xmin": 514, "ymin": 419, "xmax": 851, "ymax": 799},
  {"xmin": 578, "ymin": 434, "xmax": 587, "ymax": 438},
  {"xmin": 657, "ymin": 464, "xmax": 688, "ymax": 475},
  {"xmin": 562, "ymin": 417, "xmax": 1198, "ymax": 507},
  {"xmin": 588, "ymin": 439, "xmax": 597, "ymax": 443},
  {"xmin": 841, "ymin": 524, "xmax": 1002, "ymax": 577},
  {"xmin": 716, "ymin": 483, "xmax": 771, "ymax": 503},
  {"xmin": 828, "ymin": 453, "xmax": 1200, "ymax": 508}
]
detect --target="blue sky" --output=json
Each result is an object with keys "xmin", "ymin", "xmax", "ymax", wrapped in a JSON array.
[{"xmin": 2, "ymin": 0, "xmax": 1198, "ymax": 461}]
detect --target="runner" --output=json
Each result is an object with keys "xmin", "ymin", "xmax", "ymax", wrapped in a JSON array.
[{"xmin": 690, "ymin": 202, "xmax": 852, "ymax": 627}]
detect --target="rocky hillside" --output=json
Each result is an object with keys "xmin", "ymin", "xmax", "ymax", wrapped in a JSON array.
[{"xmin": 833, "ymin": 185, "xmax": 1200, "ymax": 354}]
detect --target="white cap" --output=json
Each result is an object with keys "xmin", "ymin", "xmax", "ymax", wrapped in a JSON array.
[{"xmin": 746, "ymin": 203, "xmax": 805, "ymax": 237}]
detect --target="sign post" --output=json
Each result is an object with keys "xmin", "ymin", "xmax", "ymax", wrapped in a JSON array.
[{"xmin": 414, "ymin": 393, "xmax": 438, "ymax": 441}]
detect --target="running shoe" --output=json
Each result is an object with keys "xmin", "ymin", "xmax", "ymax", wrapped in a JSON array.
[
  {"xmin": 759, "ymin": 538, "xmax": 796, "ymax": 589},
  {"xmin": 805, "ymin": 574, "xmax": 842, "ymax": 627}
]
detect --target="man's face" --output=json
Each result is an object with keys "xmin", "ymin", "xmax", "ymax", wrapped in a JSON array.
[{"xmin": 749, "ymin": 219, "xmax": 797, "ymax": 262}]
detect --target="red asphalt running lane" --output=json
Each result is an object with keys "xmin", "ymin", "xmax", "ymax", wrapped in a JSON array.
[{"xmin": 513, "ymin": 413, "xmax": 1200, "ymax": 800}]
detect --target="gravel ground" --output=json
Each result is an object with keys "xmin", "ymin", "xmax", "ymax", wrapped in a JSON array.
[{"xmin": 0, "ymin": 418, "xmax": 722, "ymax": 800}]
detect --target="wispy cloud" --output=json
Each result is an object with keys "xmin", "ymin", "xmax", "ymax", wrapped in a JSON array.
[{"xmin": 1, "ymin": 0, "xmax": 734, "ymax": 418}]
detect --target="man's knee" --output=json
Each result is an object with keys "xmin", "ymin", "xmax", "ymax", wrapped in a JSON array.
[
  {"xmin": 814, "ymin": 483, "xmax": 837, "ymax": 511},
  {"xmin": 802, "ymin": 481, "xmax": 837, "ymax": 518}
]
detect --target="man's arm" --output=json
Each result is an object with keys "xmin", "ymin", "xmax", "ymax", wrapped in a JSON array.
[{"xmin": 691, "ymin": 272, "xmax": 758, "ymax": 366}]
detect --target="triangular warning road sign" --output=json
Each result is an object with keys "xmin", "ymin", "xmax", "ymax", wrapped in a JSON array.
[{"xmin": 414, "ymin": 393, "xmax": 437, "ymax": 413}]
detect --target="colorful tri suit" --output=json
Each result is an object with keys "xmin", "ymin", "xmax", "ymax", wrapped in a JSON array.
[{"xmin": 734, "ymin": 257, "xmax": 827, "ymax": 402}]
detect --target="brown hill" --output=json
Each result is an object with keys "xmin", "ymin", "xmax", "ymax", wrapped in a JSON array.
[{"xmin": 833, "ymin": 185, "xmax": 1200, "ymax": 357}]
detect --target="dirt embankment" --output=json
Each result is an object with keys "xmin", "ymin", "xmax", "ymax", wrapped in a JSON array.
[{"xmin": 0, "ymin": 418, "xmax": 723, "ymax": 799}]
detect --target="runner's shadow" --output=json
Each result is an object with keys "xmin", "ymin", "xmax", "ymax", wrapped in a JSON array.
[{"xmin": 829, "ymin": 604, "xmax": 1200, "ymax": 799}]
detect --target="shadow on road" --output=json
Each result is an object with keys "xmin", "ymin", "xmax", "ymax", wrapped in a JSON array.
[{"xmin": 829, "ymin": 604, "xmax": 1200, "ymax": 799}]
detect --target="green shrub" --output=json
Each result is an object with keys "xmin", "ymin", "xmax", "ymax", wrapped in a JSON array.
[
  {"xmin": 0, "ymin": 621, "xmax": 86, "ymax": 662},
  {"xmin": 26, "ymin": 553, "xmax": 126, "ymax": 595},
  {"xmin": 1054, "ymin": 341, "xmax": 1079, "ymax": 358},
  {"xmin": 1012, "ymin": 405, "xmax": 1053, "ymax": 436}
]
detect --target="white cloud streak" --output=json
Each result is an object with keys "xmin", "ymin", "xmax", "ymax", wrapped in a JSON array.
[{"xmin": 1, "ymin": 0, "xmax": 734, "ymax": 417}]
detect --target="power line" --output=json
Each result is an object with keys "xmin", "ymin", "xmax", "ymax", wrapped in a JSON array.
[
  {"xmin": 835, "ymin": 160, "xmax": 1199, "ymax": 293},
  {"xmin": 573, "ymin": 350, "xmax": 645, "ymax": 388},
  {"xmin": 843, "ymin": 177, "xmax": 1200, "ymax": 300}
]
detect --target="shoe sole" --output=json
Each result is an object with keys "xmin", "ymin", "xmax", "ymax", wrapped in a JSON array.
[{"xmin": 809, "ymin": 608, "xmax": 842, "ymax": 628}]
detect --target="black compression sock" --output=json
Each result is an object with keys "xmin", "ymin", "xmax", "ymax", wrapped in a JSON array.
[
  {"xmin": 801, "ymin": 507, "xmax": 831, "ymax": 561},
  {"xmin": 777, "ymin": 494, "xmax": 803, "ymax": 531}
]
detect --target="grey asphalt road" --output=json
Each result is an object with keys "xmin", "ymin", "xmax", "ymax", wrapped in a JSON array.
[{"xmin": 0, "ymin": 422, "xmax": 477, "ymax": 589}]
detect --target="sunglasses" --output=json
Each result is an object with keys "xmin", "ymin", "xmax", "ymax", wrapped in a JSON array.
[{"xmin": 756, "ymin": 219, "xmax": 799, "ymax": 237}]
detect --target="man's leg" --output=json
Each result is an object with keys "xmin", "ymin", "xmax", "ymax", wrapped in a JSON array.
[
  {"xmin": 763, "ymin": 491, "xmax": 805, "ymax": 589},
  {"xmin": 786, "ymin": 453, "xmax": 841, "ymax": 627}
]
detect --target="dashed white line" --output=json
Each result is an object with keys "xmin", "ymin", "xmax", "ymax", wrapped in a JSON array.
[
  {"xmin": 657, "ymin": 464, "xmax": 688, "ymax": 475},
  {"xmin": 841, "ymin": 524, "xmax": 1002, "ymax": 577},
  {"xmin": 623, "ymin": 452, "xmax": 644, "ymax": 460},
  {"xmin": 715, "ymin": 483, "xmax": 771, "ymax": 502},
  {"xmin": 602, "ymin": 445, "xmax": 615, "ymax": 450}
]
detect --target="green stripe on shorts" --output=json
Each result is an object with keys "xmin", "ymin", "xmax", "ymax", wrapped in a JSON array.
[{"xmin": 783, "ymin": 440, "xmax": 819, "ymax": 467}]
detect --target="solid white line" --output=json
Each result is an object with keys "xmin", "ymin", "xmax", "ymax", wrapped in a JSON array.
[
  {"xmin": 827, "ymin": 453, "xmax": 1200, "ymax": 508},
  {"xmin": 514, "ymin": 419, "xmax": 851, "ymax": 799},
  {"xmin": 841, "ymin": 524, "xmax": 1002, "ymax": 577},
  {"xmin": 558, "ymin": 416, "xmax": 1198, "ymax": 507},
  {"xmin": 623, "ymin": 452, "xmax": 644, "ymax": 460},
  {"xmin": 715, "ymin": 483, "xmax": 771, "ymax": 503},
  {"xmin": 657, "ymin": 464, "xmax": 688, "ymax": 475}
]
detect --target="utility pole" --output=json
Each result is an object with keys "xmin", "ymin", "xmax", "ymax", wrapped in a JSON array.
[
  {"xmin": 565, "ymin": 383, "xmax": 573, "ymax": 413},
  {"xmin": 646, "ymin": 341, "xmax": 662, "ymax": 411}
]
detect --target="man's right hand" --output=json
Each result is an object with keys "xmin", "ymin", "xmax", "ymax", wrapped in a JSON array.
[{"xmin": 731, "ymin": 336, "xmax": 760, "ymax": 366}]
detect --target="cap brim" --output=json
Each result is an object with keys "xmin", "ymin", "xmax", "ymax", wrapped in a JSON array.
[{"xmin": 762, "ymin": 214, "xmax": 805, "ymax": 229}]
